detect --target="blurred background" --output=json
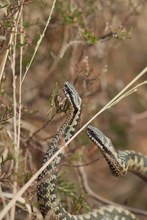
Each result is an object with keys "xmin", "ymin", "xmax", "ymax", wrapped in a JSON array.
[{"xmin": 0, "ymin": 0, "xmax": 147, "ymax": 219}]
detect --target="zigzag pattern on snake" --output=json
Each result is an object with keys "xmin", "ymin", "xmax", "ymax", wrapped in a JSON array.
[
  {"xmin": 37, "ymin": 82, "xmax": 146, "ymax": 220},
  {"xmin": 86, "ymin": 125, "xmax": 147, "ymax": 182}
]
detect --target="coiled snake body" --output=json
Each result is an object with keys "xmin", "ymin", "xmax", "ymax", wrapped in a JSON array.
[{"xmin": 37, "ymin": 82, "xmax": 146, "ymax": 220}]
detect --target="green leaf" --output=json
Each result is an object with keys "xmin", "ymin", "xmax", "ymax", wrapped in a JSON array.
[
  {"xmin": 0, "ymin": 4, "xmax": 7, "ymax": 9},
  {"xmin": 83, "ymin": 29, "xmax": 97, "ymax": 44}
]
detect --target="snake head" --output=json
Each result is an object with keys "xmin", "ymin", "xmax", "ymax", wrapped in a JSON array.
[
  {"xmin": 86, "ymin": 125, "xmax": 125, "ymax": 176},
  {"xmin": 86, "ymin": 125, "xmax": 112, "ymax": 151},
  {"xmin": 63, "ymin": 82, "xmax": 82, "ymax": 111},
  {"xmin": 86, "ymin": 125, "xmax": 118, "ymax": 158}
]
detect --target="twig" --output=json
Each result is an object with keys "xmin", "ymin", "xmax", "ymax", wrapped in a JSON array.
[
  {"xmin": 17, "ymin": 5, "xmax": 24, "ymax": 157},
  {"xmin": 131, "ymin": 110, "xmax": 147, "ymax": 124},
  {"xmin": 39, "ymin": 31, "xmax": 115, "ymax": 85},
  {"xmin": 0, "ymin": 192, "xmax": 32, "ymax": 215},
  {"xmin": 26, "ymin": 113, "xmax": 56, "ymax": 143},
  {"xmin": 10, "ymin": 6, "xmax": 19, "ymax": 219},
  {"xmin": 0, "ymin": 148, "xmax": 9, "ymax": 166},
  {"xmin": 0, "ymin": 187, "xmax": 10, "ymax": 220},
  {"xmin": 77, "ymin": 166, "xmax": 147, "ymax": 217},
  {"xmin": 0, "ymin": 67, "xmax": 146, "ymax": 219},
  {"xmin": 63, "ymin": 156, "xmax": 102, "ymax": 168},
  {"xmin": 59, "ymin": 40, "xmax": 88, "ymax": 59},
  {"xmin": 10, "ymin": 2, "xmax": 25, "ymax": 218}
]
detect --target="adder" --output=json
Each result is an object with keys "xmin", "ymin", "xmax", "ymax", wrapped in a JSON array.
[{"xmin": 37, "ymin": 82, "xmax": 146, "ymax": 220}]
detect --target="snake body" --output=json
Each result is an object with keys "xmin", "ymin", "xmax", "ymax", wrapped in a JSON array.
[
  {"xmin": 37, "ymin": 82, "xmax": 82, "ymax": 217},
  {"xmin": 37, "ymin": 82, "xmax": 140, "ymax": 220},
  {"xmin": 86, "ymin": 125, "xmax": 147, "ymax": 182}
]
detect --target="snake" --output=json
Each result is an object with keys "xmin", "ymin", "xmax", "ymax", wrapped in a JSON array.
[
  {"xmin": 86, "ymin": 125, "xmax": 147, "ymax": 182},
  {"xmin": 37, "ymin": 82, "xmax": 140, "ymax": 220}
]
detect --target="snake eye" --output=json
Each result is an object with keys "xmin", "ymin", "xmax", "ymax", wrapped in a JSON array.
[{"xmin": 86, "ymin": 126, "xmax": 95, "ymax": 137}]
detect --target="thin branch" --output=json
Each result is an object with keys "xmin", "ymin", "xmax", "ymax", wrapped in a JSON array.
[
  {"xmin": 9, "ymin": 2, "xmax": 25, "ymax": 218},
  {"xmin": 0, "ymin": 192, "xmax": 32, "ymax": 215},
  {"xmin": 26, "ymin": 113, "xmax": 56, "ymax": 143},
  {"xmin": 0, "ymin": 187, "xmax": 10, "ymax": 220},
  {"xmin": 0, "ymin": 148, "xmax": 9, "ymax": 166},
  {"xmin": 10, "ymin": 8, "xmax": 19, "ymax": 219},
  {"xmin": 0, "ymin": 67, "xmax": 146, "ymax": 219},
  {"xmin": 77, "ymin": 166, "xmax": 147, "ymax": 217},
  {"xmin": 63, "ymin": 156, "xmax": 102, "ymax": 168},
  {"xmin": 131, "ymin": 110, "xmax": 147, "ymax": 123},
  {"xmin": 59, "ymin": 40, "xmax": 89, "ymax": 59},
  {"xmin": 17, "ymin": 7, "xmax": 24, "ymax": 152}
]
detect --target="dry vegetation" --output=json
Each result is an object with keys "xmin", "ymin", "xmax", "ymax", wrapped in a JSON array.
[{"xmin": 0, "ymin": 0, "xmax": 147, "ymax": 219}]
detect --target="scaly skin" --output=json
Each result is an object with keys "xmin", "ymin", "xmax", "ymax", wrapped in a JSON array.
[
  {"xmin": 86, "ymin": 125, "xmax": 147, "ymax": 181},
  {"xmin": 37, "ymin": 82, "xmax": 81, "ymax": 217},
  {"xmin": 37, "ymin": 83, "xmax": 138, "ymax": 220}
]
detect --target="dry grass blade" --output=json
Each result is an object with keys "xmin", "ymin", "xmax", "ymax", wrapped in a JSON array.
[
  {"xmin": 10, "ymin": 10, "xmax": 19, "ymax": 220},
  {"xmin": 0, "ymin": 66, "xmax": 146, "ymax": 220},
  {"xmin": 21, "ymin": 0, "xmax": 57, "ymax": 84}
]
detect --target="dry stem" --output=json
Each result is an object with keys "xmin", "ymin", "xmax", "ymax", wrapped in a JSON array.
[{"xmin": 77, "ymin": 166, "xmax": 147, "ymax": 216}]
